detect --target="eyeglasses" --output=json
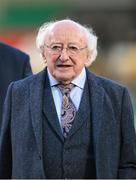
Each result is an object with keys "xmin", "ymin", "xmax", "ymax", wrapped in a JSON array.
[{"xmin": 44, "ymin": 43, "xmax": 87, "ymax": 55}]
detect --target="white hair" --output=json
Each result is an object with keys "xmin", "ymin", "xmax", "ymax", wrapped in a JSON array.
[{"xmin": 36, "ymin": 19, "xmax": 98, "ymax": 66}]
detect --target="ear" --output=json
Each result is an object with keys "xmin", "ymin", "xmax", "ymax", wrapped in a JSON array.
[
  {"xmin": 43, "ymin": 58, "xmax": 47, "ymax": 64},
  {"xmin": 85, "ymin": 50, "xmax": 92, "ymax": 67},
  {"xmin": 42, "ymin": 52, "xmax": 46, "ymax": 59},
  {"xmin": 42, "ymin": 54, "xmax": 47, "ymax": 63},
  {"xmin": 85, "ymin": 50, "xmax": 91, "ymax": 63},
  {"xmin": 39, "ymin": 51, "xmax": 47, "ymax": 64},
  {"xmin": 40, "ymin": 45, "xmax": 47, "ymax": 60}
]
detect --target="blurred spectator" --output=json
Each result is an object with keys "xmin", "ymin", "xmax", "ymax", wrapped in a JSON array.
[{"xmin": 0, "ymin": 42, "xmax": 32, "ymax": 126}]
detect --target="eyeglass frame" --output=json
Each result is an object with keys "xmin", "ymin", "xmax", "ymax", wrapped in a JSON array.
[{"xmin": 43, "ymin": 43, "xmax": 88, "ymax": 55}]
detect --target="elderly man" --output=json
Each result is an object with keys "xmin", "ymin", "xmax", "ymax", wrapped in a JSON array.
[{"xmin": 0, "ymin": 19, "xmax": 136, "ymax": 179}]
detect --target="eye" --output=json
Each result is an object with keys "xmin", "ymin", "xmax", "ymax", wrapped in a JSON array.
[
  {"xmin": 51, "ymin": 45, "xmax": 62, "ymax": 51},
  {"xmin": 69, "ymin": 46, "xmax": 79, "ymax": 51}
]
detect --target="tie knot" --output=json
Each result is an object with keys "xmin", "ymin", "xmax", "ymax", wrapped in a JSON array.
[{"xmin": 57, "ymin": 83, "xmax": 75, "ymax": 95}]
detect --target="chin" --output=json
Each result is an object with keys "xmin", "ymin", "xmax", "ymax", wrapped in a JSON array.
[
  {"xmin": 55, "ymin": 74, "xmax": 75, "ymax": 83},
  {"xmin": 53, "ymin": 71, "xmax": 74, "ymax": 80},
  {"xmin": 58, "ymin": 77, "xmax": 72, "ymax": 82}
]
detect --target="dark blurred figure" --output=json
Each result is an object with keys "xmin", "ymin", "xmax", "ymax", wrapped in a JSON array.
[{"xmin": 0, "ymin": 42, "xmax": 32, "ymax": 125}]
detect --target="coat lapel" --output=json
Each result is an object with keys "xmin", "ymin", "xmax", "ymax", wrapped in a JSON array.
[
  {"xmin": 42, "ymin": 74, "xmax": 64, "ymax": 142},
  {"xmin": 30, "ymin": 69, "xmax": 46, "ymax": 157},
  {"xmin": 86, "ymin": 69, "xmax": 117, "ymax": 178},
  {"xmin": 87, "ymin": 69, "xmax": 104, "ymax": 147},
  {"xmin": 68, "ymin": 79, "xmax": 91, "ymax": 138},
  {"xmin": 87, "ymin": 69, "xmax": 106, "ymax": 177}
]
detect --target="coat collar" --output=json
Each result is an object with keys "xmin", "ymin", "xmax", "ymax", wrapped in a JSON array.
[
  {"xmin": 42, "ymin": 73, "xmax": 64, "ymax": 142},
  {"xmin": 86, "ymin": 68, "xmax": 117, "ymax": 178},
  {"xmin": 29, "ymin": 69, "xmax": 46, "ymax": 157},
  {"xmin": 85, "ymin": 68, "xmax": 105, "ymax": 147}
]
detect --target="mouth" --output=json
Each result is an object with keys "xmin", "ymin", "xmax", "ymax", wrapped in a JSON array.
[{"xmin": 56, "ymin": 64, "xmax": 73, "ymax": 68}]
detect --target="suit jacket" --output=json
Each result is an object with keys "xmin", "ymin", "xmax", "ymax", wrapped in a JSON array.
[
  {"xmin": 0, "ymin": 42, "xmax": 32, "ymax": 126},
  {"xmin": 0, "ymin": 68, "xmax": 136, "ymax": 179}
]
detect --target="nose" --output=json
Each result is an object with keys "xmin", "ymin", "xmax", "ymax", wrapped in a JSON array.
[{"xmin": 59, "ymin": 48, "xmax": 69, "ymax": 62}]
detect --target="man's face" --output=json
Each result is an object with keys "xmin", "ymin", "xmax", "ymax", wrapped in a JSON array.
[{"xmin": 43, "ymin": 22, "xmax": 90, "ymax": 84}]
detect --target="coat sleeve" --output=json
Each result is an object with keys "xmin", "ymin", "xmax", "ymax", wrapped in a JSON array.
[
  {"xmin": 0, "ymin": 82, "xmax": 14, "ymax": 179},
  {"xmin": 118, "ymin": 88, "xmax": 136, "ymax": 178}
]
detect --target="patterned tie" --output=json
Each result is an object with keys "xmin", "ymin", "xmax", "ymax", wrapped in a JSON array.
[{"xmin": 57, "ymin": 83, "xmax": 77, "ymax": 138}]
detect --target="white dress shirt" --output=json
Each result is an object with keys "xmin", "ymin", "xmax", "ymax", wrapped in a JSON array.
[{"xmin": 47, "ymin": 67, "xmax": 86, "ymax": 128}]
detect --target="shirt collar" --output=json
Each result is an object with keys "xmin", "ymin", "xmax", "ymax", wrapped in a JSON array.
[
  {"xmin": 47, "ymin": 68, "xmax": 59, "ymax": 87},
  {"xmin": 47, "ymin": 67, "xmax": 86, "ymax": 89},
  {"xmin": 71, "ymin": 67, "xmax": 86, "ymax": 89}
]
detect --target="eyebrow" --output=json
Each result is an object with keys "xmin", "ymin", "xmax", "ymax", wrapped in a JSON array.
[
  {"xmin": 50, "ymin": 42, "xmax": 81, "ymax": 46},
  {"xmin": 50, "ymin": 42, "xmax": 63, "ymax": 45}
]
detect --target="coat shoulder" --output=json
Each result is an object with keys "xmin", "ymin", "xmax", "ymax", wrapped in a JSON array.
[
  {"xmin": 11, "ymin": 70, "xmax": 45, "ymax": 92},
  {"xmin": 86, "ymin": 69, "xmax": 129, "ymax": 104},
  {"xmin": 96, "ymin": 75, "xmax": 126, "ymax": 91},
  {"xmin": 87, "ymin": 69, "xmax": 126, "ymax": 92},
  {"xmin": 0, "ymin": 42, "xmax": 29, "ymax": 62}
]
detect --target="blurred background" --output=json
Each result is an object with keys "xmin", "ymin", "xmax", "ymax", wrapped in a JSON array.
[{"xmin": 0, "ymin": 0, "xmax": 136, "ymax": 126}]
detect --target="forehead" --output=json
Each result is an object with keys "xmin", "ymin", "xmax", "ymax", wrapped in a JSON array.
[{"xmin": 46, "ymin": 22, "xmax": 87, "ymax": 44}]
